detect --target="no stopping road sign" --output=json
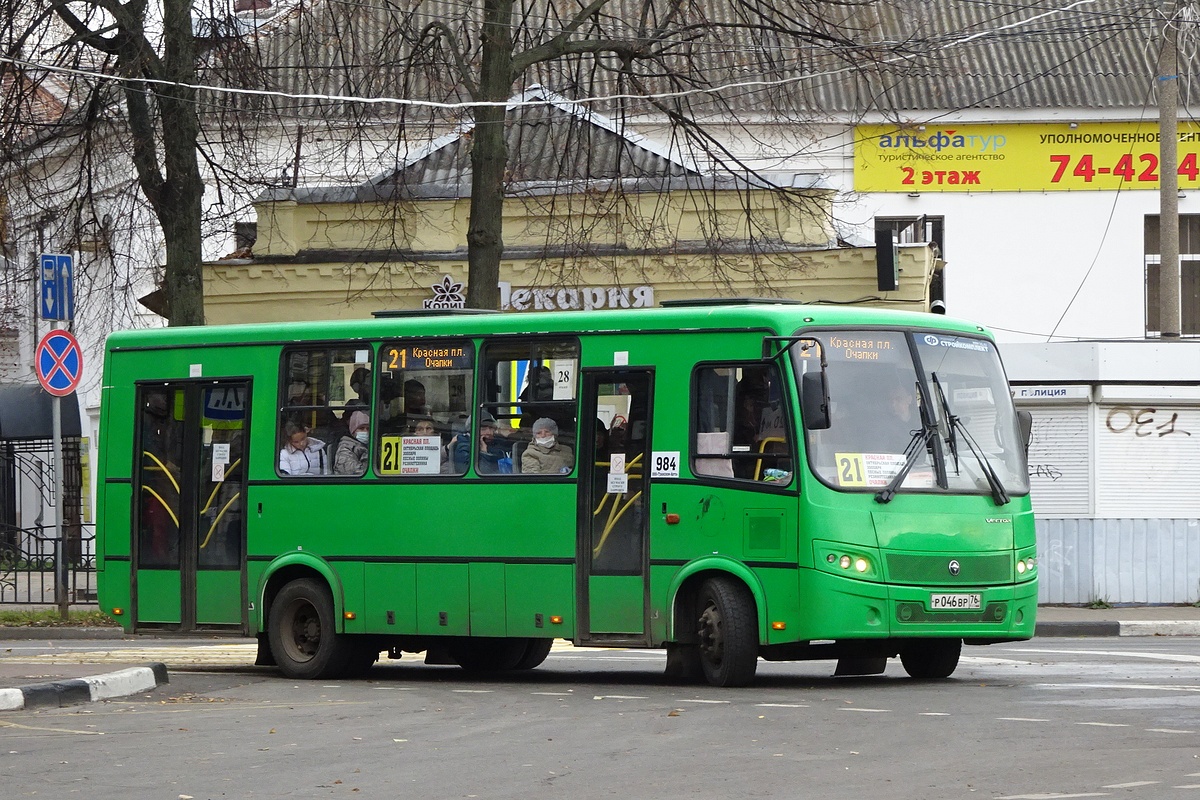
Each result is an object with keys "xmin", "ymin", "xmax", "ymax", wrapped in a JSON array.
[{"xmin": 36, "ymin": 330, "xmax": 82, "ymax": 397}]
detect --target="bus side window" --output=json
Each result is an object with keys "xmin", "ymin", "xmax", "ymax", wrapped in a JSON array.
[
  {"xmin": 278, "ymin": 346, "xmax": 372, "ymax": 478},
  {"xmin": 479, "ymin": 339, "xmax": 580, "ymax": 477},
  {"xmin": 693, "ymin": 364, "xmax": 793, "ymax": 483}
]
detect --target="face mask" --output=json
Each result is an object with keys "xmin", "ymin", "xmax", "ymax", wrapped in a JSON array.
[
  {"xmin": 535, "ymin": 436, "xmax": 555, "ymax": 448},
  {"xmin": 354, "ymin": 431, "xmax": 369, "ymax": 443}
]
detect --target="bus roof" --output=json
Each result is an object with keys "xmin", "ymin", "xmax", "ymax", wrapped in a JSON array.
[{"xmin": 105, "ymin": 301, "xmax": 990, "ymax": 350}]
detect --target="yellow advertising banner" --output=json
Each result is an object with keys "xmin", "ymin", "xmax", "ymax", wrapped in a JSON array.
[{"xmin": 854, "ymin": 122, "xmax": 1200, "ymax": 192}]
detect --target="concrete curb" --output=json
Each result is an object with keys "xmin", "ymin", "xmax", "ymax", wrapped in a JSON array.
[
  {"xmin": 1036, "ymin": 620, "xmax": 1200, "ymax": 637},
  {"xmin": 0, "ymin": 627, "xmax": 127, "ymax": 640},
  {"xmin": 0, "ymin": 663, "xmax": 168, "ymax": 712}
]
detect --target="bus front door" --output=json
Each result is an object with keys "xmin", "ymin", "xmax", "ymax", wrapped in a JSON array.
[
  {"xmin": 132, "ymin": 381, "xmax": 248, "ymax": 633},
  {"xmin": 577, "ymin": 369, "xmax": 653, "ymax": 644}
]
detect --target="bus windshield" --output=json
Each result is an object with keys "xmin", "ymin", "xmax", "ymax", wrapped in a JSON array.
[{"xmin": 797, "ymin": 330, "xmax": 1029, "ymax": 498}]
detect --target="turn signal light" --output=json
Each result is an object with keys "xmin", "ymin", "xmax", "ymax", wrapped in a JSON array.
[
  {"xmin": 343, "ymin": 611, "xmax": 357, "ymax": 620},
  {"xmin": 112, "ymin": 607, "xmax": 124, "ymax": 616},
  {"xmin": 550, "ymin": 615, "xmax": 563, "ymax": 625},
  {"xmin": 665, "ymin": 513, "xmax": 681, "ymax": 525},
  {"xmin": 771, "ymin": 621, "xmax": 786, "ymax": 630}
]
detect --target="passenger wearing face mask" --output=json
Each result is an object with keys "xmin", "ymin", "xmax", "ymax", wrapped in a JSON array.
[
  {"xmin": 520, "ymin": 418, "xmax": 574, "ymax": 475},
  {"xmin": 334, "ymin": 411, "xmax": 371, "ymax": 476}
]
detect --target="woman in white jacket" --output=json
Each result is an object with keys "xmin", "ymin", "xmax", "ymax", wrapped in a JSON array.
[{"xmin": 279, "ymin": 422, "xmax": 329, "ymax": 476}]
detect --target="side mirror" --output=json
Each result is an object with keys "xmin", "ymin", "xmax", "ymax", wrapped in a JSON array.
[
  {"xmin": 801, "ymin": 371, "xmax": 830, "ymax": 430},
  {"xmin": 1016, "ymin": 409, "xmax": 1033, "ymax": 454}
]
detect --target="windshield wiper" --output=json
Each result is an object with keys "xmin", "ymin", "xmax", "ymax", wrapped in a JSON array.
[
  {"xmin": 931, "ymin": 372, "xmax": 1010, "ymax": 506},
  {"xmin": 874, "ymin": 426, "xmax": 934, "ymax": 504},
  {"xmin": 875, "ymin": 381, "xmax": 937, "ymax": 504},
  {"xmin": 931, "ymin": 373, "xmax": 959, "ymax": 474}
]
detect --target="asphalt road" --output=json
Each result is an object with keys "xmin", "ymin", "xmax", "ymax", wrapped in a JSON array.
[{"xmin": 2, "ymin": 636, "xmax": 1200, "ymax": 799}]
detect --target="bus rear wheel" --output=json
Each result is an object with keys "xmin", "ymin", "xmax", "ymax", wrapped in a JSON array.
[
  {"xmin": 513, "ymin": 639, "xmax": 554, "ymax": 670},
  {"xmin": 899, "ymin": 638, "xmax": 962, "ymax": 679},
  {"xmin": 695, "ymin": 577, "xmax": 758, "ymax": 687},
  {"xmin": 269, "ymin": 578, "xmax": 350, "ymax": 680}
]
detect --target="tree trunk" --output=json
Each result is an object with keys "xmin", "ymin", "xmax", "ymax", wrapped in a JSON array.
[
  {"xmin": 465, "ymin": 0, "xmax": 515, "ymax": 310},
  {"xmin": 158, "ymin": 0, "xmax": 205, "ymax": 326}
]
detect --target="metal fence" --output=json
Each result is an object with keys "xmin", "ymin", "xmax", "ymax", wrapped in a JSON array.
[{"xmin": 0, "ymin": 524, "xmax": 97, "ymax": 605}]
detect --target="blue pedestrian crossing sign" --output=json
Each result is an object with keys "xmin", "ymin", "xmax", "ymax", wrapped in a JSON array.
[
  {"xmin": 36, "ymin": 330, "xmax": 83, "ymax": 397},
  {"xmin": 40, "ymin": 253, "xmax": 74, "ymax": 321}
]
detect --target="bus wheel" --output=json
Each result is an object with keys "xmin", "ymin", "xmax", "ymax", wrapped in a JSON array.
[
  {"xmin": 899, "ymin": 638, "xmax": 962, "ymax": 679},
  {"xmin": 269, "ymin": 578, "xmax": 348, "ymax": 680},
  {"xmin": 513, "ymin": 639, "xmax": 553, "ymax": 670},
  {"xmin": 450, "ymin": 637, "xmax": 527, "ymax": 672},
  {"xmin": 695, "ymin": 577, "xmax": 758, "ymax": 687}
]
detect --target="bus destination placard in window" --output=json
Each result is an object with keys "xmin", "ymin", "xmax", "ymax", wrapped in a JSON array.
[{"xmin": 383, "ymin": 345, "xmax": 472, "ymax": 372}]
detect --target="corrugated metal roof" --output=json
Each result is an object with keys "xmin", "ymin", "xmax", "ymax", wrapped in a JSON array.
[{"xmin": 229, "ymin": 0, "xmax": 1173, "ymax": 117}]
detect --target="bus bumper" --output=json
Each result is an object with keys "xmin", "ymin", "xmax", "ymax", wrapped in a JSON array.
[{"xmin": 796, "ymin": 569, "xmax": 1038, "ymax": 641}]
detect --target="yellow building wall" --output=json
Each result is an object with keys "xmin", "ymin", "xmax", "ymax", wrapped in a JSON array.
[{"xmin": 206, "ymin": 188, "xmax": 939, "ymax": 324}]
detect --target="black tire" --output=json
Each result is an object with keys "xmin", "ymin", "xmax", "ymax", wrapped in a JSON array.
[
  {"xmin": 268, "ymin": 578, "xmax": 352, "ymax": 680},
  {"xmin": 513, "ymin": 639, "xmax": 554, "ymax": 670},
  {"xmin": 899, "ymin": 638, "xmax": 962, "ymax": 679},
  {"xmin": 449, "ymin": 637, "xmax": 528, "ymax": 672},
  {"xmin": 695, "ymin": 577, "xmax": 759, "ymax": 687}
]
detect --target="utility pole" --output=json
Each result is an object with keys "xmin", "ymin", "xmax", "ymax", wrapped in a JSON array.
[{"xmin": 1159, "ymin": 0, "xmax": 1181, "ymax": 339}]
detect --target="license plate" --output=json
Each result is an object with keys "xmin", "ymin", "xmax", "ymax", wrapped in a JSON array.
[{"xmin": 930, "ymin": 593, "xmax": 981, "ymax": 610}]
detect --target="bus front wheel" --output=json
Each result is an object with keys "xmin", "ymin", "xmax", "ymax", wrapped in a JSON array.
[
  {"xmin": 899, "ymin": 638, "xmax": 962, "ymax": 679},
  {"xmin": 695, "ymin": 577, "xmax": 758, "ymax": 687},
  {"xmin": 268, "ymin": 578, "xmax": 350, "ymax": 680}
]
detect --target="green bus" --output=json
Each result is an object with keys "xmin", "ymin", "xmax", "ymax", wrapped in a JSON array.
[{"xmin": 96, "ymin": 299, "xmax": 1036, "ymax": 687}]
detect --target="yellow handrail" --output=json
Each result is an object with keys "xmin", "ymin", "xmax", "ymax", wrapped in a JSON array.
[
  {"xmin": 753, "ymin": 436, "xmax": 788, "ymax": 481},
  {"xmin": 200, "ymin": 492, "xmax": 242, "ymax": 549},
  {"xmin": 142, "ymin": 451, "xmax": 180, "ymax": 494},
  {"xmin": 200, "ymin": 458, "xmax": 241, "ymax": 514},
  {"xmin": 140, "ymin": 485, "xmax": 179, "ymax": 528}
]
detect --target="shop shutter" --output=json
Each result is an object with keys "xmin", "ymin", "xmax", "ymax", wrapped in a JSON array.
[
  {"xmin": 1095, "ymin": 404, "xmax": 1200, "ymax": 517},
  {"xmin": 1024, "ymin": 403, "xmax": 1091, "ymax": 517}
]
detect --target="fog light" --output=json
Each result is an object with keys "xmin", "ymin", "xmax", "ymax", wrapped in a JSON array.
[
  {"xmin": 854, "ymin": 558, "xmax": 868, "ymax": 573},
  {"xmin": 839, "ymin": 555, "xmax": 851, "ymax": 569}
]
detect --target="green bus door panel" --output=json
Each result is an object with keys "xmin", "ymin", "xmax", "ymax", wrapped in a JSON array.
[
  {"xmin": 136, "ymin": 570, "xmax": 181, "ymax": 624},
  {"xmin": 577, "ymin": 369, "xmax": 653, "ymax": 642},
  {"xmin": 195, "ymin": 570, "xmax": 242, "ymax": 625},
  {"xmin": 587, "ymin": 576, "xmax": 645, "ymax": 633},
  {"xmin": 132, "ymin": 381, "xmax": 248, "ymax": 632}
]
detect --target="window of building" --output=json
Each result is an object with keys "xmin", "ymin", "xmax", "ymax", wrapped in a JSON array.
[
  {"xmin": 692, "ymin": 363, "xmax": 792, "ymax": 483},
  {"xmin": 1145, "ymin": 214, "xmax": 1200, "ymax": 337},
  {"xmin": 278, "ymin": 346, "xmax": 372, "ymax": 477},
  {"xmin": 375, "ymin": 340, "xmax": 474, "ymax": 477}
]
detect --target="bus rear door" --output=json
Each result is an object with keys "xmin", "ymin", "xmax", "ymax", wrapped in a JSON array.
[
  {"xmin": 132, "ymin": 381, "xmax": 248, "ymax": 633},
  {"xmin": 577, "ymin": 369, "xmax": 653, "ymax": 645}
]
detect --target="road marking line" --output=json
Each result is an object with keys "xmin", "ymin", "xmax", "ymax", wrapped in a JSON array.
[
  {"xmin": 1010, "ymin": 648, "xmax": 1200, "ymax": 664},
  {"xmin": 531, "ymin": 692, "xmax": 574, "ymax": 696},
  {"xmin": 1101, "ymin": 782, "xmax": 1159, "ymax": 788},
  {"xmin": 839, "ymin": 707, "xmax": 890, "ymax": 713},
  {"xmin": 451, "ymin": 689, "xmax": 494, "ymax": 693},
  {"xmin": 1147, "ymin": 728, "xmax": 1194, "ymax": 734},
  {"xmin": 755, "ymin": 703, "xmax": 809, "ymax": 708},
  {"xmin": 676, "ymin": 699, "xmax": 730, "ymax": 704},
  {"xmin": 592, "ymin": 695, "xmax": 647, "ymax": 700},
  {"xmin": 0, "ymin": 719, "xmax": 103, "ymax": 735},
  {"xmin": 997, "ymin": 717, "xmax": 1050, "ymax": 722},
  {"xmin": 919, "ymin": 712, "xmax": 950, "ymax": 716},
  {"xmin": 1173, "ymin": 785, "xmax": 1200, "ymax": 790},
  {"xmin": 1037, "ymin": 683, "xmax": 1200, "ymax": 693},
  {"xmin": 1076, "ymin": 722, "xmax": 1128, "ymax": 727}
]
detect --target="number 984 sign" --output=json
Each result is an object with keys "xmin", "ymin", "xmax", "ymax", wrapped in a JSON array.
[{"xmin": 651, "ymin": 451, "xmax": 680, "ymax": 479}]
